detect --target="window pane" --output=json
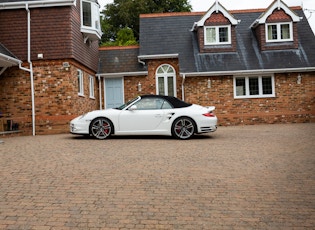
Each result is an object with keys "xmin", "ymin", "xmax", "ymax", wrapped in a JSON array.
[
  {"xmin": 77, "ymin": 70, "xmax": 81, "ymax": 93},
  {"xmin": 167, "ymin": 76, "xmax": 174, "ymax": 96},
  {"xmin": 135, "ymin": 98, "xmax": 157, "ymax": 110},
  {"xmin": 249, "ymin": 78, "xmax": 259, "ymax": 95},
  {"xmin": 262, "ymin": 77, "xmax": 272, "ymax": 94},
  {"xmin": 162, "ymin": 101, "xmax": 172, "ymax": 109},
  {"xmin": 83, "ymin": 1, "xmax": 91, "ymax": 27},
  {"xmin": 236, "ymin": 78, "xmax": 246, "ymax": 96},
  {"xmin": 268, "ymin": 25, "xmax": 277, "ymax": 40},
  {"xmin": 158, "ymin": 77, "xmax": 165, "ymax": 95},
  {"xmin": 281, "ymin": 24, "xmax": 290, "ymax": 39},
  {"xmin": 206, "ymin": 28, "xmax": 216, "ymax": 44},
  {"xmin": 219, "ymin": 27, "xmax": 228, "ymax": 42}
]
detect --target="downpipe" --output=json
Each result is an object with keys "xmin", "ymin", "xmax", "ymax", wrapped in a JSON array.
[{"xmin": 18, "ymin": 3, "xmax": 36, "ymax": 136}]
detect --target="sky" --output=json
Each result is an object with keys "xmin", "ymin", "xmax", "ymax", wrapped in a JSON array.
[{"xmin": 98, "ymin": 0, "xmax": 315, "ymax": 34}]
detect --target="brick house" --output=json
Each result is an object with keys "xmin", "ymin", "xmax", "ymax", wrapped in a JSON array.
[
  {"xmin": 98, "ymin": 0, "xmax": 315, "ymax": 126},
  {"xmin": 0, "ymin": 0, "xmax": 101, "ymax": 135},
  {"xmin": 1, "ymin": 0, "xmax": 314, "ymax": 136}
]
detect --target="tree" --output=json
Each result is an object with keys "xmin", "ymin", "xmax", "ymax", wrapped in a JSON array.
[
  {"xmin": 102, "ymin": 27, "xmax": 138, "ymax": 47},
  {"xmin": 100, "ymin": 0, "xmax": 192, "ymax": 45}
]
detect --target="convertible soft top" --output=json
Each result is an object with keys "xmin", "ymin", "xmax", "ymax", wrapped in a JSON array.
[{"xmin": 141, "ymin": 95, "xmax": 192, "ymax": 108}]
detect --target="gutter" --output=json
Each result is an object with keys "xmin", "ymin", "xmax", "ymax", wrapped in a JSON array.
[
  {"xmin": 0, "ymin": 53, "xmax": 21, "ymax": 68},
  {"xmin": 97, "ymin": 71, "xmax": 148, "ymax": 78},
  {"xmin": 138, "ymin": 53, "xmax": 179, "ymax": 60},
  {"xmin": 0, "ymin": 0, "xmax": 76, "ymax": 9},
  {"xmin": 180, "ymin": 67, "xmax": 315, "ymax": 77}
]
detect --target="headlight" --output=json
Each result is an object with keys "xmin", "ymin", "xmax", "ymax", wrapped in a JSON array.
[{"xmin": 79, "ymin": 113, "xmax": 87, "ymax": 120}]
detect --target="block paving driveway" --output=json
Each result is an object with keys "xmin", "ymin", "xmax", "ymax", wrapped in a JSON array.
[{"xmin": 0, "ymin": 123, "xmax": 314, "ymax": 229}]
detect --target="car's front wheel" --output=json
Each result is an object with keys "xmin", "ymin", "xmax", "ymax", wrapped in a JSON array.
[
  {"xmin": 90, "ymin": 117, "xmax": 113, "ymax": 140},
  {"xmin": 171, "ymin": 117, "xmax": 195, "ymax": 140}
]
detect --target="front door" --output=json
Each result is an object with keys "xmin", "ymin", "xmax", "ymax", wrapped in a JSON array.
[{"xmin": 105, "ymin": 78, "xmax": 123, "ymax": 109}]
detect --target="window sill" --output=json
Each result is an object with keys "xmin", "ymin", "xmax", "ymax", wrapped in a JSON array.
[
  {"xmin": 234, "ymin": 95, "xmax": 275, "ymax": 99},
  {"xmin": 78, "ymin": 93, "xmax": 85, "ymax": 97}
]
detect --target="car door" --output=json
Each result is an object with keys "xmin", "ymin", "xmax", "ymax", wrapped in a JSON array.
[{"xmin": 118, "ymin": 97, "xmax": 167, "ymax": 133}]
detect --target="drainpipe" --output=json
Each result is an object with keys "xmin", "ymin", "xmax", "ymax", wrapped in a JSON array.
[
  {"xmin": 98, "ymin": 75, "xmax": 102, "ymax": 110},
  {"xmin": 19, "ymin": 3, "xmax": 35, "ymax": 136},
  {"xmin": 181, "ymin": 74, "xmax": 186, "ymax": 101}
]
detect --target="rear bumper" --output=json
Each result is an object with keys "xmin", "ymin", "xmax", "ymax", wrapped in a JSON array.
[{"xmin": 199, "ymin": 125, "xmax": 217, "ymax": 133}]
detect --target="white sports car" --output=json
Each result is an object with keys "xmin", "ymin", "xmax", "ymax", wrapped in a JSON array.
[{"xmin": 70, "ymin": 95, "xmax": 217, "ymax": 140}]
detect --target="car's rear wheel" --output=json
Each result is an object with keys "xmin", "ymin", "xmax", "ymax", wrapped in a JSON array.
[
  {"xmin": 90, "ymin": 117, "xmax": 112, "ymax": 140},
  {"xmin": 171, "ymin": 117, "xmax": 195, "ymax": 140}
]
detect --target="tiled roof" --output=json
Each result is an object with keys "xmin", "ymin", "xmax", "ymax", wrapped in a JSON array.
[
  {"xmin": 139, "ymin": 7, "xmax": 315, "ymax": 73},
  {"xmin": 0, "ymin": 43, "xmax": 16, "ymax": 58},
  {"xmin": 98, "ymin": 46, "xmax": 147, "ymax": 74}
]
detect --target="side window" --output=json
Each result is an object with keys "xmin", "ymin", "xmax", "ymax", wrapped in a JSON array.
[
  {"xmin": 89, "ymin": 75, "xmax": 94, "ymax": 98},
  {"xmin": 133, "ymin": 98, "xmax": 172, "ymax": 110},
  {"xmin": 234, "ymin": 75, "xmax": 275, "ymax": 98},
  {"xmin": 77, "ymin": 69, "xmax": 84, "ymax": 96}
]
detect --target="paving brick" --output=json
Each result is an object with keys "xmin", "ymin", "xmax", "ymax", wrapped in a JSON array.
[{"xmin": 0, "ymin": 123, "xmax": 314, "ymax": 229}]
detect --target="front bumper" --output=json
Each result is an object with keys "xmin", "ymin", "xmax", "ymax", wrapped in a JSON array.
[{"xmin": 70, "ymin": 117, "xmax": 90, "ymax": 135}]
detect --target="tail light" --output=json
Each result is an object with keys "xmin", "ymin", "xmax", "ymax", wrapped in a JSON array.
[{"xmin": 203, "ymin": 111, "xmax": 215, "ymax": 117}]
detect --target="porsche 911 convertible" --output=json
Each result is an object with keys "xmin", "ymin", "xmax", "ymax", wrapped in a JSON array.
[{"xmin": 70, "ymin": 95, "xmax": 217, "ymax": 140}]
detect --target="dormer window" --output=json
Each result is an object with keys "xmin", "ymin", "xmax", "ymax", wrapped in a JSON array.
[
  {"xmin": 204, "ymin": 25, "xmax": 231, "ymax": 45},
  {"xmin": 81, "ymin": 0, "xmax": 102, "ymax": 41},
  {"xmin": 192, "ymin": 2, "xmax": 239, "ymax": 53},
  {"xmin": 266, "ymin": 22, "xmax": 293, "ymax": 42}
]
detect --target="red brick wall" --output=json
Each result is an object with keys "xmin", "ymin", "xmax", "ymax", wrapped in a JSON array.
[
  {"xmin": 0, "ymin": 60, "xmax": 99, "ymax": 135},
  {"xmin": 123, "ymin": 58, "xmax": 182, "ymax": 102},
  {"xmin": 0, "ymin": 1, "xmax": 99, "ymax": 71},
  {"xmin": 123, "ymin": 59, "xmax": 314, "ymax": 126},
  {"xmin": 183, "ymin": 72, "xmax": 315, "ymax": 125}
]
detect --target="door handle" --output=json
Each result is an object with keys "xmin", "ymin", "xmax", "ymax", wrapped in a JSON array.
[{"xmin": 166, "ymin": 113, "xmax": 175, "ymax": 119}]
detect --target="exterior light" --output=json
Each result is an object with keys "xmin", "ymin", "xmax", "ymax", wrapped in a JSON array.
[{"xmin": 207, "ymin": 78, "xmax": 211, "ymax": 88}]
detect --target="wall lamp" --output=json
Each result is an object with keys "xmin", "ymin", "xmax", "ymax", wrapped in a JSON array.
[
  {"xmin": 207, "ymin": 78, "xmax": 211, "ymax": 88},
  {"xmin": 138, "ymin": 82, "xmax": 142, "ymax": 92},
  {"xmin": 297, "ymin": 74, "xmax": 302, "ymax": 84}
]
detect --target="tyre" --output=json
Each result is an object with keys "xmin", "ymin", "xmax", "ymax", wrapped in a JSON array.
[
  {"xmin": 89, "ymin": 117, "xmax": 113, "ymax": 140},
  {"xmin": 171, "ymin": 117, "xmax": 195, "ymax": 140}
]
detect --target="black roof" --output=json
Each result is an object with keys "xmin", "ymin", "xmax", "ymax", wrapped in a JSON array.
[
  {"xmin": 139, "ymin": 9, "xmax": 315, "ymax": 73},
  {"xmin": 141, "ymin": 95, "xmax": 191, "ymax": 108},
  {"xmin": 0, "ymin": 43, "xmax": 17, "ymax": 58},
  {"xmin": 98, "ymin": 47, "xmax": 146, "ymax": 74}
]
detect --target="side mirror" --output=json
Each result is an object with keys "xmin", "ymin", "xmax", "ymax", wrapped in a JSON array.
[{"xmin": 129, "ymin": 105, "xmax": 137, "ymax": 111}]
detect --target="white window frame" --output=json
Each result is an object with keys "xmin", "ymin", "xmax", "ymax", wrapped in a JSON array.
[
  {"xmin": 266, "ymin": 22, "xmax": 293, "ymax": 43},
  {"xmin": 155, "ymin": 64, "xmax": 177, "ymax": 97},
  {"xmin": 89, "ymin": 75, "xmax": 95, "ymax": 99},
  {"xmin": 233, "ymin": 75, "xmax": 275, "ymax": 99},
  {"xmin": 80, "ymin": 0, "xmax": 102, "ymax": 39},
  {"xmin": 77, "ymin": 69, "xmax": 84, "ymax": 96},
  {"xmin": 204, "ymin": 25, "xmax": 231, "ymax": 45}
]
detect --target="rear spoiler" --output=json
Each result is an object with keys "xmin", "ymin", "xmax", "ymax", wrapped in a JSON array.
[{"xmin": 206, "ymin": 106, "xmax": 215, "ymax": 112}]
